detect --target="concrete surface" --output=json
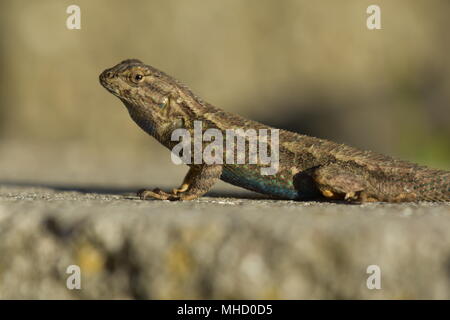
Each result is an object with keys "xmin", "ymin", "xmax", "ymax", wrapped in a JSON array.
[{"xmin": 1, "ymin": 183, "xmax": 449, "ymax": 299}]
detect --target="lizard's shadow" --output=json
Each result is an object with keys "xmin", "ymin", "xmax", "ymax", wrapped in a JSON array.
[{"xmin": 0, "ymin": 180, "xmax": 270, "ymax": 200}]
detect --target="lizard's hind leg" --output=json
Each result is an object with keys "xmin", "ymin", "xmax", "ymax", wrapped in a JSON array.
[{"xmin": 308, "ymin": 163, "xmax": 377, "ymax": 202}]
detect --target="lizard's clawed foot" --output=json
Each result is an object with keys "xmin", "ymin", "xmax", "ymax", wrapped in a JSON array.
[
  {"xmin": 344, "ymin": 191, "xmax": 358, "ymax": 201},
  {"xmin": 172, "ymin": 183, "xmax": 189, "ymax": 195},
  {"xmin": 137, "ymin": 188, "xmax": 180, "ymax": 201},
  {"xmin": 344, "ymin": 190, "xmax": 379, "ymax": 202}
]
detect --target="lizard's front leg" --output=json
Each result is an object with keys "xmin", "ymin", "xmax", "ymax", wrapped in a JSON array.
[{"xmin": 138, "ymin": 164, "xmax": 223, "ymax": 201}]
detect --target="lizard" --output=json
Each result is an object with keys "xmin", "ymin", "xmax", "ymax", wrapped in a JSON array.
[{"xmin": 99, "ymin": 59, "xmax": 450, "ymax": 202}]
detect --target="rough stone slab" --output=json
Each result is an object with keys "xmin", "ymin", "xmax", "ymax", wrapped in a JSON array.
[{"xmin": 0, "ymin": 185, "xmax": 449, "ymax": 299}]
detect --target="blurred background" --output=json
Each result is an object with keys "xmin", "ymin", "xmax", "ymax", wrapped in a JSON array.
[{"xmin": 0, "ymin": 0, "xmax": 449, "ymax": 190}]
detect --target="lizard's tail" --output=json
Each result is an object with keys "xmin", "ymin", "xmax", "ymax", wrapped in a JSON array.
[{"xmin": 412, "ymin": 169, "xmax": 450, "ymax": 201}]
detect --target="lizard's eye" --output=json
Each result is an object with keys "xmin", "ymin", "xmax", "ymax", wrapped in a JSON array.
[{"xmin": 130, "ymin": 72, "xmax": 145, "ymax": 83}]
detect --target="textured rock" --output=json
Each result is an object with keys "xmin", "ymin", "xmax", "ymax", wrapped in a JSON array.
[{"xmin": 0, "ymin": 185, "xmax": 449, "ymax": 299}]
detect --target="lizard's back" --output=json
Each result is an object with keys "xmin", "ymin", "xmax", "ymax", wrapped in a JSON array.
[{"xmin": 205, "ymin": 107, "xmax": 449, "ymax": 202}]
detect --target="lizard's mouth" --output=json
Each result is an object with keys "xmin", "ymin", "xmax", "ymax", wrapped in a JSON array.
[
  {"xmin": 103, "ymin": 85, "xmax": 120, "ymax": 96},
  {"xmin": 99, "ymin": 71, "xmax": 120, "ymax": 96}
]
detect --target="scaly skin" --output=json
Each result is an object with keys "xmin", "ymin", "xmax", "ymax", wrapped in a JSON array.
[{"xmin": 99, "ymin": 59, "xmax": 450, "ymax": 202}]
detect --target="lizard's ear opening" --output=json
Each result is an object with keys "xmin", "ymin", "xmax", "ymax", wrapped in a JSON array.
[{"xmin": 159, "ymin": 96, "xmax": 169, "ymax": 109}]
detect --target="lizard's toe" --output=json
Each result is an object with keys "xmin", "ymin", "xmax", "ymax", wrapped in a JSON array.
[
  {"xmin": 137, "ymin": 189, "xmax": 153, "ymax": 200},
  {"xmin": 344, "ymin": 191, "xmax": 357, "ymax": 201},
  {"xmin": 137, "ymin": 188, "xmax": 172, "ymax": 200}
]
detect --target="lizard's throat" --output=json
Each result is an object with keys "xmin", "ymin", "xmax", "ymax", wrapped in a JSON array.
[{"xmin": 124, "ymin": 103, "xmax": 158, "ymax": 137}]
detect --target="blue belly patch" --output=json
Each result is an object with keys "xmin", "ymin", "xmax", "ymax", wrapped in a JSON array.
[{"xmin": 221, "ymin": 167, "xmax": 303, "ymax": 200}]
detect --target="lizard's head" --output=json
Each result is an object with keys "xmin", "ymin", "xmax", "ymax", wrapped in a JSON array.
[
  {"xmin": 99, "ymin": 59, "xmax": 194, "ymax": 136},
  {"xmin": 99, "ymin": 59, "xmax": 172, "ymax": 106}
]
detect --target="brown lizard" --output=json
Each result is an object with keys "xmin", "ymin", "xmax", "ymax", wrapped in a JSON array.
[{"xmin": 99, "ymin": 59, "xmax": 450, "ymax": 202}]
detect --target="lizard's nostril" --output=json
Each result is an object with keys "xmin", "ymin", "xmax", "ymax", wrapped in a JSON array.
[{"xmin": 101, "ymin": 71, "xmax": 114, "ymax": 80}]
